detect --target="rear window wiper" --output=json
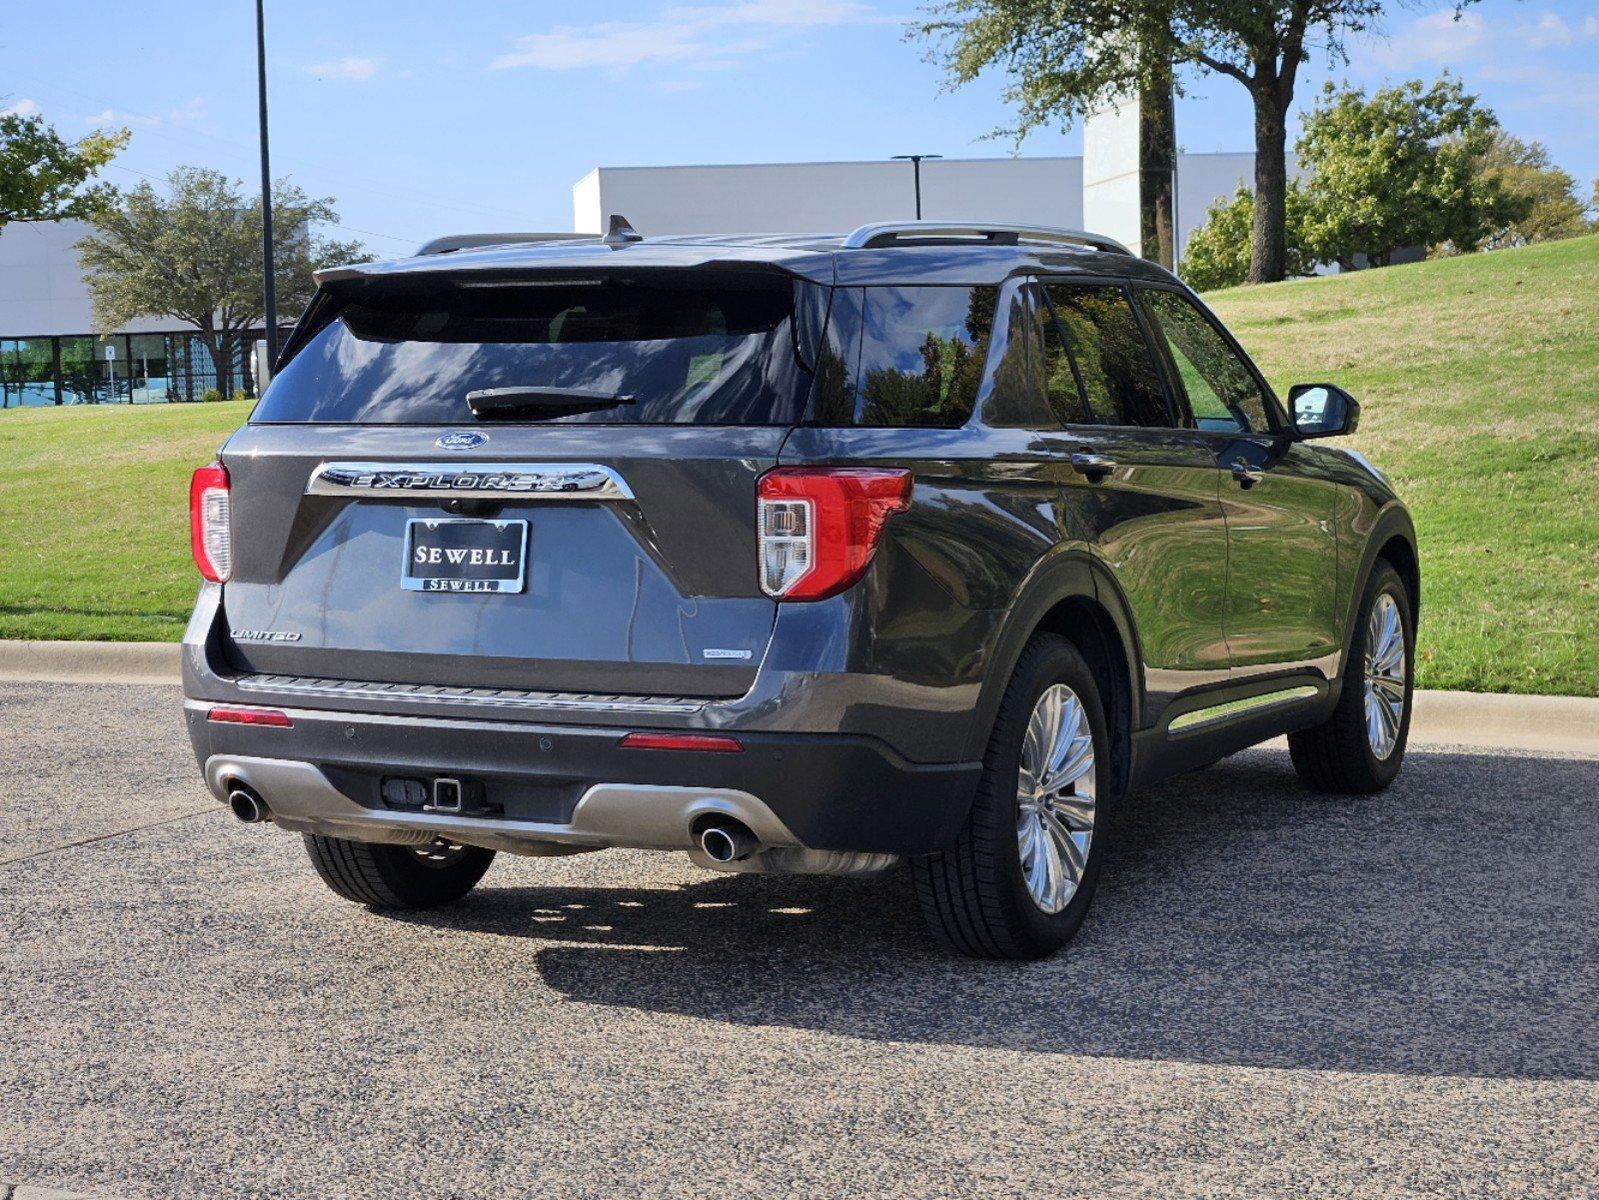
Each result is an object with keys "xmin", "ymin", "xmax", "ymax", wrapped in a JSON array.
[{"xmin": 466, "ymin": 386, "xmax": 634, "ymax": 419}]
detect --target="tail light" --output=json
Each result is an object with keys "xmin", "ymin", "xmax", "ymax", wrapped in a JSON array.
[
  {"xmin": 619, "ymin": 732, "xmax": 743, "ymax": 752},
  {"xmin": 190, "ymin": 461, "xmax": 232, "ymax": 582},
  {"xmin": 757, "ymin": 468, "xmax": 911, "ymax": 600},
  {"xmin": 207, "ymin": 706, "xmax": 292, "ymax": 727}
]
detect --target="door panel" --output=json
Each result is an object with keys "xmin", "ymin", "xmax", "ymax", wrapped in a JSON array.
[
  {"xmin": 1134, "ymin": 284, "xmax": 1340, "ymax": 677},
  {"xmin": 1068, "ymin": 428, "xmax": 1233, "ymax": 712},
  {"xmin": 1033, "ymin": 279, "xmax": 1232, "ymax": 724},
  {"xmin": 1216, "ymin": 439, "xmax": 1340, "ymax": 671}
]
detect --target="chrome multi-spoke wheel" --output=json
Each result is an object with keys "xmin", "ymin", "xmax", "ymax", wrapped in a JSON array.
[
  {"xmin": 1363, "ymin": 592, "xmax": 1407, "ymax": 760},
  {"xmin": 1016, "ymin": 684, "xmax": 1097, "ymax": 914},
  {"xmin": 1289, "ymin": 563, "xmax": 1412, "ymax": 794},
  {"xmin": 915, "ymin": 634, "xmax": 1109, "ymax": 958}
]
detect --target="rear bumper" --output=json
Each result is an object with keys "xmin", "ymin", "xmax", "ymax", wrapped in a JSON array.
[{"xmin": 186, "ymin": 700, "xmax": 980, "ymax": 857}]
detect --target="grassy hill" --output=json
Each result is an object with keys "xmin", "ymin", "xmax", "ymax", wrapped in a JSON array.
[
  {"xmin": 1, "ymin": 235, "xmax": 1595, "ymax": 693},
  {"xmin": 1207, "ymin": 234, "xmax": 1599, "ymax": 696},
  {"xmin": 0, "ymin": 400, "xmax": 253, "ymax": 642}
]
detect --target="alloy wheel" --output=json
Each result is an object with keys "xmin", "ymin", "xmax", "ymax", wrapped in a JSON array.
[
  {"xmin": 1363, "ymin": 592, "xmax": 1407, "ymax": 760},
  {"xmin": 1016, "ymin": 684, "xmax": 1097, "ymax": 914}
]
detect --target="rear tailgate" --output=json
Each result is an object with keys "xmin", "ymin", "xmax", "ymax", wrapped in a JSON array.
[
  {"xmin": 219, "ymin": 423, "xmax": 782, "ymax": 697},
  {"xmin": 214, "ymin": 266, "xmax": 818, "ymax": 700}
]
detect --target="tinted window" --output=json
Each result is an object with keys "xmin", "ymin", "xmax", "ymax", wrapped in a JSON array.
[
  {"xmin": 969, "ymin": 282, "xmax": 1036, "ymax": 427},
  {"xmin": 253, "ymin": 276, "xmax": 804, "ymax": 425},
  {"xmin": 1141, "ymin": 289, "xmax": 1271, "ymax": 433},
  {"xmin": 845, "ymin": 285, "xmax": 997, "ymax": 427},
  {"xmin": 1041, "ymin": 283, "xmax": 1171, "ymax": 427},
  {"xmin": 1036, "ymin": 286, "xmax": 1088, "ymax": 426}
]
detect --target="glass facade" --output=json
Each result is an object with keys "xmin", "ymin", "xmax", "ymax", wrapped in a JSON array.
[{"xmin": 0, "ymin": 330, "xmax": 281, "ymax": 408}]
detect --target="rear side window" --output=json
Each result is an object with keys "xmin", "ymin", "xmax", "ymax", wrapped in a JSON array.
[
  {"xmin": 253, "ymin": 275, "xmax": 805, "ymax": 425},
  {"xmin": 812, "ymin": 285, "xmax": 998, "ymax": 427},
  {"xmin": 1040, "ymin": 283, "xmax": 1171, "ymax": 428},
  {"xmin": 1140, "ymin": 289, "xmax": 1273, "ymax": 433}
]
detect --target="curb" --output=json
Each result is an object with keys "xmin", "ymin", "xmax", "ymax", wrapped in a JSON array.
[
  {"xmin": 0, "ymin": 639, "xmax": 180, "ymax": 686},
  {"xmin": 1, "ymin": 640, "xmax": 1595, "ymax": 753},
  {"xmin": 1411, "ymin": 689, "xmax": 1599, "ymax": 755}
]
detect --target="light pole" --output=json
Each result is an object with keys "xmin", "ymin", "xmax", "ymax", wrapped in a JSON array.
[
  {"xmin": 255, "ymin": 0, "xmax": 279, "ymax": 368},
  {"xmin": 892, "ymin": 154, "xmax": 941, "ymax": 220}
]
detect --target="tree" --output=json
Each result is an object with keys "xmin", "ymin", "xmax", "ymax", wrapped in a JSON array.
[
  {"xmin": 1180, "ymin": 183, "xmax": 1314, "ymax": 289},
  {"xmin": 1294, "ymin": 78, "xmax": 1517, "ymax": 268},
  {"xmin": 1468, "ymin": 132, "xmax": 1588, "ymax": 249},
  {"xmin": 912, "ymin": 1, "xmax": 1182, "ymax": 267},
  {"xmin": 916, "ymin": 0, "xmax": 1410, "ymax": 283},
  {"xmin": 0, "ymin": 109, "xmax": 128, "ymax": 233},
  {"xmin": 77, "ymin": 168, "xmax": 368, "ymax": 398}
]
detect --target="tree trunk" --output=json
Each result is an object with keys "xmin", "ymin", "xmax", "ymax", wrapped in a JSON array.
[
  {"xmin": 200, "ymin": 332, "xmax": 230, "ymax": 400},
  {"xmin": 1139, "ymin": 58, "xmax": 1177, "ymax": 271},
  {"xmin": 1248, "ymin": 88, "xmax": 1290, "ymax": 283}
]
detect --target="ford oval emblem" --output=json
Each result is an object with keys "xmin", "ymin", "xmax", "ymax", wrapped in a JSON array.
[{"xmin": 436, "ymin": 430, "xmax": 488, "ymax": 450}]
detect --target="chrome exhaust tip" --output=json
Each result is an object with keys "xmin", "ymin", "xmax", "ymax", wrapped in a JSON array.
[
  {"xmin": 697, "ymin": 819, "xmax": 758, "ymax": 863},
  {"xmin": 227, "ymin": 785, "xmax": 271, "ymax": 824}
]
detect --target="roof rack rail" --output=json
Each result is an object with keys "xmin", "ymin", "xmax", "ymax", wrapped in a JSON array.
[
  {"xmin": 841, "ymin": 221, "xmax": 1132, "ymax": 256},
  {"xmin": 414, "ymin": 232, "xmax": 598, "ymax": 257}
]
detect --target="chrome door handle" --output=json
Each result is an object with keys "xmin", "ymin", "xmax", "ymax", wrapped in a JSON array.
[
  {"xmin": 1070, "ymin": 452, "xmax": 1116, "ymax": 479},
  {"xmin": 1230, "ymin": 460, "xmax": 1265, "ymax": 488}
]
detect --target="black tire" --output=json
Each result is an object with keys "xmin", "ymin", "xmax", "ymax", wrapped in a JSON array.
[
  {"xmin": 912, "ymin": 634, "xmax": 1113, "ymax": 960},
  {"xmin": 303, "ymin": 834, "xmax": 495, "ymax": 909},
  {"xmin": 1289, "ymin": 561, "xmax": 1414, "ymax": 794}
]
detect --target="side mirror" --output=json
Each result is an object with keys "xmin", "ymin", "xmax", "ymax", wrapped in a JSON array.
[{"xmin": 1287, "ymin": 383, "xmax": 1360, "ymax": 439}]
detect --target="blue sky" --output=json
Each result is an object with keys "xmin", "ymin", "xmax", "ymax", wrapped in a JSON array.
[{"xmin": 3, "ymin": 0, "xmax": 1596, "ymax": 255}]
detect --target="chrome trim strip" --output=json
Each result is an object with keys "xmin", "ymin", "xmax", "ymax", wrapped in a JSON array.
[
  {"xmin": 234, "ymin": 673, "xmax": 706, "ymax": 715},
  {"xmin": 842, "ymin": 221, "xmax": 1131, "ymax": 256},
  {"xmin": 1167, "ymin": 684, "xmax": 1321, "ymax": 734},
  {"xmin": 203, "ymin": 756, "xmax": 800, "ymax": 852},
  {"xmin": 306, "ymin": 461, "xmax": 634, "ymax": 502}
]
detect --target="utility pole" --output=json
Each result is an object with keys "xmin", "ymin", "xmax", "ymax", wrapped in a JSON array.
[
  {"xmin": 255, "ymin": 0, "xmax": 279, "ymax": 366},
  {"xmin": 892, "ymin": 154, "xmax": 941, "ymax": 220}
]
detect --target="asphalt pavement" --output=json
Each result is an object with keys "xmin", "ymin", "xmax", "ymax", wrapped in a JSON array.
[{"xmin": 2, "ymin": 679, "xmax": 1597, "ymax": 1199}]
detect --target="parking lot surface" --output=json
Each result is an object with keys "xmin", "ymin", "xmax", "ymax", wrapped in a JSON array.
[{"xmin": 3, "ymin": 679, "xmax": 1597, "ymax": 1199}]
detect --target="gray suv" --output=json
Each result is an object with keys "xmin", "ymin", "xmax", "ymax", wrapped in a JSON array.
[{"xmin": 183, "ymin": 219, "xmax": 1418, "ymax": 959}]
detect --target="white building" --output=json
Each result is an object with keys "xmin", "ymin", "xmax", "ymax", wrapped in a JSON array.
[
  {"xmin": 571, "ymin": 152, "xmax": 1256, "ymax": 256},
  {"xmin": 0, "ymin": 219, "xmax": 266, "ymax": 406}
]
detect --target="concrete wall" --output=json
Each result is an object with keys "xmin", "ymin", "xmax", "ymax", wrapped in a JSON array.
[
  {"xmin": 1082, "ymin": 102, "xmax": 1144, "ymax": 256},
  {"xmin": 0, "ymin": 220, "xmax": 172, "ymax": 338},
  {"xmin": 574, "ymin": 158, "xmax": 1086, "ymax": 237},
  {"xmin": 1174, "ymin": 153, "xmax": 1257, "ymax": 259},
  {"xmin": 572, "ymin": 154, "xmax": 1255, "ymax": 260}
]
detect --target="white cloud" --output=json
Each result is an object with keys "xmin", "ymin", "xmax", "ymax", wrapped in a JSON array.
[
  {"xmin": 1524, "ymin": 11, "xmax": 1595, "ymax": 48},
  {"xmin": 1363, "ymin": 8, "xmax": 1599, "ymax": 69},
  {"xmin": 73, "ymin": 98, "xmax": 207, "ymax": 129},
  {"xmin": 1, "ymin": 97, "xmax": 42, "ymax": 118},
  {"xmin": 1364, "ymin": 11, "xmax": 1485, "ymax": 69},
  {"xmin": 490, "ymin": 0, "xmax": 875, "ymax": 72},
  {"xmin": 304, "ymin": 56, "xmax": 379, "ymax": 81}
]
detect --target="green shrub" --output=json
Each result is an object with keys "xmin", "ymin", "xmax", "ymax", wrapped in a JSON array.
[
  {"xmin": 200, "ymin": 387, "xmax": 224, "ymax": 404},
  {"xmin": 1180, "ymin": 185, "xmax": 1314, "ymax": 290}
]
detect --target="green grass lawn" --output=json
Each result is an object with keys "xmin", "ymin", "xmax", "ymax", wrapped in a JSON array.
[
  {"xmin": 0, "ymin": 400, "xmax": 253, "ymax": 641},
  {"xmin": 2, "ymin": 235, "xmax": 1596, "ymax": 693},
  {"xmin": 1207, "ymin": 234, "xmax": 1599, "ymax": 696}
]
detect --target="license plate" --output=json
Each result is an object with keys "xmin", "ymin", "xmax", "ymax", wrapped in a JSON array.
[{"xmin": 402, "ymin": 518, "xmax": 528, "ymax": 594}]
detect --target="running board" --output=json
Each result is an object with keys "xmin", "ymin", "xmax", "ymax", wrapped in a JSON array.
[{"xmin": 1166, "ymin": 684, "xmax": 1322, "ymax": 734}]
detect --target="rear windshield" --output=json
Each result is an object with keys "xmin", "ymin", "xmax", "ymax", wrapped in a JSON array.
[{"xmin": 252, "ymin": 275, "xmax": 807, "ymax": 425}]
